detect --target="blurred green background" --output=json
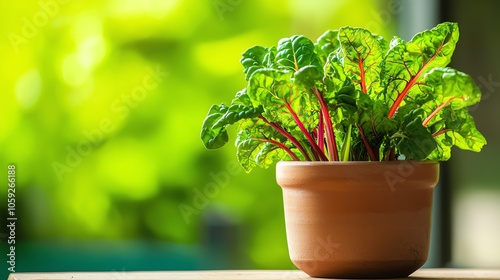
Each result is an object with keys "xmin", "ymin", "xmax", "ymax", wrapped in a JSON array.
[{"xmin": 1, "ymin": 0, "xmax": 499, "ymax": 278}]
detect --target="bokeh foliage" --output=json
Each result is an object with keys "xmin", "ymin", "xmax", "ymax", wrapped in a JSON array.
[{"xmin": 0, "ymin": 0, "xmax": 396, "ymax": 271}]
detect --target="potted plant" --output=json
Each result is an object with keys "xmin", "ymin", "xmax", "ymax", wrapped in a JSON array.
[{"xmin": 200, "ymin": 22, "xmax": 486, "ymax": 278}]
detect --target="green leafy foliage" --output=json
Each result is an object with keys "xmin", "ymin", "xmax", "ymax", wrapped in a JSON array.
[
  {"xmin": 241, "ymin": 46, "xmax": 276, "ymax": 81},
  {"xmin": 383, "ymin": 22, "xmax": 459, "ymax": 118},
  {"xmin": 276, "ymin": 35, "xmax": 322, "ymax": 71},
  {"xmin": 338, "ymin": 27, "xmax": 387, "ymax": 95},
  {"xmin": 315, "ymin": 30, "xmax": 340, "ymax": 65},
  {"xmin": 201, "ymin": 22, "xmax": 487, "ymax": 171}
]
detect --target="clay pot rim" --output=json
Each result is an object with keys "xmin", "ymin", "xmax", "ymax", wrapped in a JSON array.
[{"xmin": 277, "ymin": 160, "xmax": 439, "ymax": 167}]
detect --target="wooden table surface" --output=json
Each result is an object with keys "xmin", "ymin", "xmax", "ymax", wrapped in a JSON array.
[{"xmin": 7, "ymin": 269, "xmax": 500, "ymax": 280}]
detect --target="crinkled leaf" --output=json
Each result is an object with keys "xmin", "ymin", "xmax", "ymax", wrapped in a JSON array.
[
  {"xmin": 201, "ymin": 91, "xmax": 264, "ymax": 149},
  {"xmin": 241, "ymin": 46, "xmax": 276, "ymax": 81},
  {"xmin": 426, "ymin": 139, "xmax": 452, "ymax": 161},
  {"xmin": 247, "ymin": 69, "xmax": 294, "ymax": 110},
  {"xmin": 428, "ymin": 108, "xmax": 486, "ymax": 160},
  {"xmin": 236, "ymin": 130, "xmax": 265, "ymax": 172},
  {"xmin": 276, "ymin": 35, "xmax": 322, "ymax": 72},
  {"xmin": 321, "ymin": 52, "xmax": 346, "ymax": 94},
  {"xmin": 233, "ymin": 88, "xmax": 253, "ymax": 106},
  {"xmin": 383, "ymin": 22, "xmax": 459, "ymax": 117},
  {"xmin": 338, "ymin": 27, "xmax": 388, "ymax": 95},
  {"xmin": 235, "ymin": 128, "xmax": 291, "ymax": 172},
  {"xmin": 416, "ymin": 67, "xmax": 481, "ymax": 128},
  {"xmin": 248, "ymin": 69, "xmax": 317, "ymax": 130},
  {"xmin": 331, "ymin": 83, "xmax": 358, "ymax": 116},
  {"xmin": 365, "ymin": 102, "xmax": 398, "ymax": 138},
  {"xmin": 413, "ymin": 67, "xmax": 485, "ymax": 158},
  {"xmin": 315, "ymin": 30, "xmax": 340, "ymax": 64},
  {"xmin": 358, "ymin": 99, "xmax": 398, "ymax": 150},
  {"xmin": 200, "ymin": 104, "xmax": 230, "ymax": 149},
  {"xmin": 212, "ymin": 104, "xmax": 264, "ymax": 128},
  {"xmin": 294, "ymin": 65, "xmax": 322, "ymax": 89},
  {"xmin": 256, "ymin": 142, "xmax": 287, "ymax": 169},
  {"xmin": 440, "ymin": 108, "xmax": 486, "ymax": 152},
  {"xmin": 421, "ymin": 67, "xmax": 481, "ymax": 111},
  {"xmin": 395, "ymin": 110, "xmax": 437, "ymax": 160}
]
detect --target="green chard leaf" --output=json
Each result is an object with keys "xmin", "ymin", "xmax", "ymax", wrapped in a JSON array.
[
  {"xmin": 418, "ymin": 67, "xmax": 485, "ymax": 158},
  {"xmin": 241, "ymin": 46, "xmax": 276, "ymax": 81},
  {"xmin": 236, "ymin": 129, "xmax": 267, "ymax": 173},
  {"xmin": 356, "ymin": 98, "xmax": 398, "ymax": 160},
  {"xmin": 235, "ymin": 123, "xmax": 297, "ymax": 173},
  {"xmin": 294, "ymin": 65, "xmax": 322, "ymax": 89},
  {"xmin": 394, "ymin": 109, "xmax": 437, "ymax": 160},
  {"xmin": 435, "ymin": 108, "xmax": 486, "ymax": 151},
  {"xmin": 212, "ymin": 104, "xmax": 264, "ymax": 128},
  {"xmin": 338, "ymin": 27, "xmax": 388, "ymax": 95},
  {"xmin": 382, "ymin": 22, "xmax": 459, "ymax": 118},
  {"xmin": 315, "ymin": 30, "xmax": 340, "ymax": 65},
  {"xmin": 246, "ymin": 69, "xmax": 323, "ymax": 161},
  {"xmin": 322, "ymin": 52, "xmax": 348, "ymax": 93},
  {"xmin": 248, "ymin": 69, "xmax": 317, "ymax": 130},
  {"xmin": 419, "ymin": 67, "xmax": 480, "ymax": 126},
  {"xmin": 276, "ymin": 35, "xmax": 322, "ymax": 72},
  {"xmin": 201, "ymin": 104, "xmax": 230, "ymax": 149},
  {"xmin": 427, "ymin": 107, "xmax": 486, "ymax": 161},
  {"xmin": 200, "ymin": 90, "xmax": 264, "ymax": 149},
  {"xmin": 331, "ymin": 83, "xmax": 358, "ymax": 115},
  {"xmin": 247, "ymin": 69, "xmax": 294, "ymax": 110},
  {"xmin": 422, "ymin": 68, "xmax": 481, "ymax": 109}
]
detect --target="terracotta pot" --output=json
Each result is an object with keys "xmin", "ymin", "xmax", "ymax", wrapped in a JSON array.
[{"xmin": 276, "ymin": 161, "xmax": 439, "ymax": 279}]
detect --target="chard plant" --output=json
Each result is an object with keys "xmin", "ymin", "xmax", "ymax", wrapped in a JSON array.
[{"xmin": 201, "ymin": 22, "xmax": 486, "ymax": 172}]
